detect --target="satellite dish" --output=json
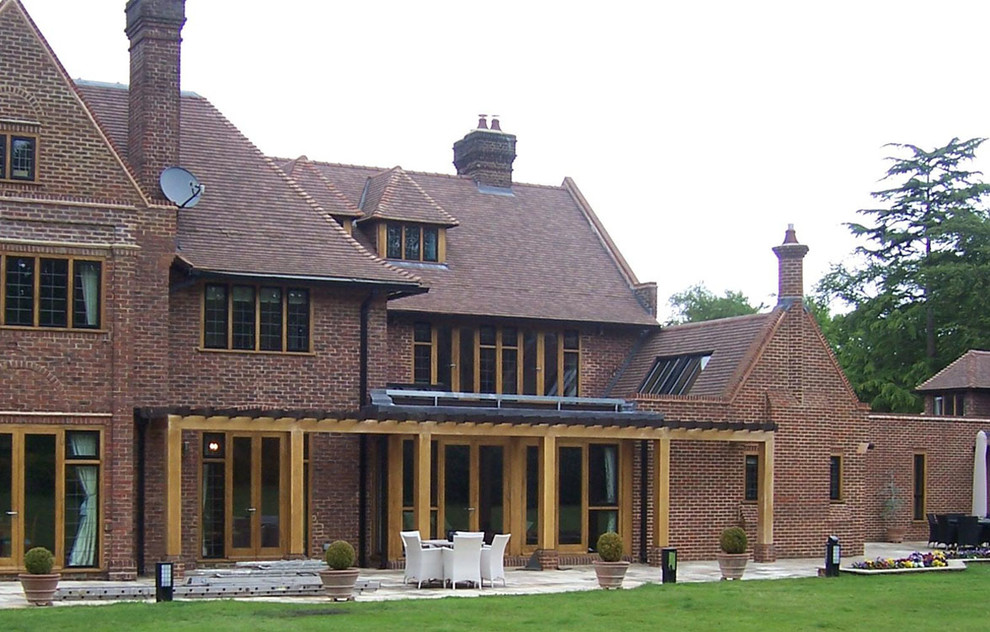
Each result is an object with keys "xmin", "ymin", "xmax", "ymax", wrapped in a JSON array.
[{"xmin": 159, "ymin": 166, "xmax": 204, "ymax": 208}]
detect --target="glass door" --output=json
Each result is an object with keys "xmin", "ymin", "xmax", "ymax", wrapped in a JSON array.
[
  {"xmin": 440, "ymin": 441, "xmax": 506, "ymax": 543},
  {"xmin": 0, "ymin": 433, "xmax": 13, "ymax": 566},
  {"xmin": 229, "ymin": 435, "xmax": 284, "ymax": 558},
  {"xmin": 443, "ymin": 444, "xmax": 471, "ymax": 536}
]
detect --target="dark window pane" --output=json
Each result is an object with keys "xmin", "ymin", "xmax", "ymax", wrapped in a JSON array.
[
  {"xmin": 231, "ymin": 437, "xmax": 252, "ymax": 549},
  {"xmin": 479, "ymin": 325, "xmax": 496, "ymax": 346},
  {"xmin": 11, "ymin": 136, "xmax": 36, "ymax": 180},
  {"xmin": 563, "ymin": 330, "xmax": 579, "ymax": 350},
  {"xmin": 72, "ymin": 261, "xmax": 101, "ymax": 328},
  {"xmin": 641, "ymin": 353, "xmax": 711, "ymax": 395},
  {"xmin": 522, "ymin": 332, "xmax": 538, "ymax": 395},
  {"xmin": 543, "ymin": 333, "xmax": 559, "ymax": 396},
  {"xmin": 24, "ymin": 434, "xmax": 56, "ymax": 554},
  {"xmin": 423, "ymin": 227, "xmax": 439, "ymax": 262},
  {"xmin": 913, "ymin": 454, "xmax": 926, "ymax": 521},
  {"xmin": 231, "ymin": 286, "xmax": 255, "ymax": 350},
  {"xmin": 39, "ymin": 259, "xmax": 68, "ymax": 327},
  {"xmin": 437, "ymin": 326, "xmax": 452, "ymax": 390},
  {"xmin": 260, "ymin": 437, "xmax": 280, "ymax": 548},
  {"xmin": 479, "ymin": 446, "xmax": 503, "ymax": 541},
  {"xmin": 525, "ymin": 446, "xmax": 539, "ymax": 545},
  {"xmin": 829, "ymin": 456, "xmax": 841, "ymax": 501},
  {"xmin": 745, "ymin": 455, "xmax": 759, "ymax": 501},
  {"xmin": 414, "ymin": 345, "xmax": 432, "ymax": 384},
  {"xmin": 386, "ymin": 224, "xmax": 402, "ymax": 259},
  {"xmin": 5, "ymin": 257, "xmax": 35, "ymax": 326},
  {"xmin": 558, "ymin": 447, "xmax": 582, "ymax": 545},
  {"xmin": 501, "ymin": 348, "xmax": 518, "ymax": 395},
  {"xmin": 444, "ymin": 445, "xmax": 470, "ymax": 532},
  {"xmin": 202, "ymin": 461, "xmax": 225, "ymax": 558},
  {"xmin": 589, "ymin": 444, "xmax": 618, "ymax": 507},
  {"xmin": 502, "ymin": 328, "xmax": 518, "ymax": 348},
  {"xmin": 204, "ymin": 284, "xmax": 228, "ymax": 349},
  {"xmin": 479, "ymin": 347, "xmax": 497, "ymax": 393},
  {"xmin": 414, "ymin": 322, "xmax": 432, "ymax": 343},
  {"xmin": 402, "ymin": 439, "xmax": 414, "ymax": 507},
  {"xmin": 259, "ymin": 287, "xmax": 283, "ymax": 351},
  {"xmin": 287, "ymin": 289, "xmax": 309, "ymax": 352},
  {"xmin": 563, "ymin": 351, "xmax": 579, "ymax": 397},
  {"xmin": 404, "ymin": 225, "xmax": 421, "ymax": 260},
  {"xmin": 588, "ymin": 510, "xmax": 618, "ymax": 553},
  {"xmin": 459, "ymin": 328, "xmax": 474, "ymax": 392},
  {"xmin": 0, "ymin": 134, "xmax": 6, "ymax": 179}
]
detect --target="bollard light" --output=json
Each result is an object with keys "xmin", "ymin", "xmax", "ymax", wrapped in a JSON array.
[
  {"xmin": 661, "ymin": 547, "xmax": 677, "ymax": 584},
  {"xmin": 156, "ymin": 561, "xmax": 174, "ymax": 602},
  {"xmin": 824, "ymin": 535, "xmax": 840, "ymax": 577}
]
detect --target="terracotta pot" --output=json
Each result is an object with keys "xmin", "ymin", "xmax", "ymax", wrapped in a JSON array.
[
  {"xmin": 593, "ymin": 560, "xmax": 630, "ymax": 589},
  {"xmin": 18, "ymin": 573, "xmax": 61, "ymax": 606},
  {"xmin": 885, "ymin": 526, "xmax": 906, "ymax": 543},
  {"xmin": 319, "ymin": 568, "xmax": 360, "ymax": 601},
  {"xmin": 716, "ymin": 553, "xmax": 749, "ymax": 580}
]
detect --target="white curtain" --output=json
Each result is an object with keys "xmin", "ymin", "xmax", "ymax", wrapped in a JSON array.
[
  {"xmin": 604, "ymin": 445, "xmax": 617, "ymax": 505},
  {"xmin": 68, "ymin": 433, "xmax": 98, "ymax": 567},
  {"xmin": 79, "ymin": 262, "xmax": 99, "ymax": 327}
]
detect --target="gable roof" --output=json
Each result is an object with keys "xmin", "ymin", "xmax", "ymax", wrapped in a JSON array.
[
  {"xmin": 275, "ymin": 158, "xmax": 363, "ymax": 218},
  {"xmin": 76, "ymin": 82, "xmax": 423, "ymax": 290},
  {"xmin": 917, "ymin": 350, "xmax": 990, "ymax": 391},
  {"xmin": 299, "ymin": 161, "xmax": 658, "ymax": 326},
  {"xmin": 609, "ymin": 311, "xmax": 781, "ymax": 398}
]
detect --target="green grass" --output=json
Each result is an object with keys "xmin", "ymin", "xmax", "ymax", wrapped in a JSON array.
[{"xmin": 6, "ymin": 565, "xmax": 990, "ymax": 631}]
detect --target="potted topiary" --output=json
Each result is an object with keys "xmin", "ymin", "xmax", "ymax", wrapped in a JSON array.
[
  {"xmin": 716, "ymin": 527, "xmax": 749, "ymax": 580},
  {"xmin": 19, "ymin": 546, "xmax": 60, "ymax": 606},
  {"xmin": 592, "ymin": 531, "xmax": 629, "ymax": 589},
  {"xmin": 880, "ymin": 479, "xmax": 905, "ymax": 542},
  {"xmin": 319, "ymin": 540, "xmax": 360, "ymax": 601}
]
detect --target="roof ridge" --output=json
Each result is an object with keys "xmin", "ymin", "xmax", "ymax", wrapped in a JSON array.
[
  {"xmin": 662, "ymin": 312, "xmax": 770, "ymax": 331},
  {"xmin": 298, "ymin": 160, "xmax": 363, "ymax": 216}
]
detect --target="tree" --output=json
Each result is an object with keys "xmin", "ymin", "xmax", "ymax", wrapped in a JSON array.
[
  {"xmin": 666, "ymin": 284, "xmax": 761, "ymax": 325},
  {"xmin": 817, "ymin": 138, "xmax": 990, "ymax": 411}
]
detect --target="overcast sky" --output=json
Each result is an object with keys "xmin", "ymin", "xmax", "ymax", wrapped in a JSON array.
[{"xmin": 19, "ymin": 0, "xmax": 990, "ymax": 319}]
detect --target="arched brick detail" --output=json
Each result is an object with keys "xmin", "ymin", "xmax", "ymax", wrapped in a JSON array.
[
  {"xmin": 0, "ymin": 83, "xmax": 46, "ymax": 120},
  {"xmin": 0, "ymin": 359, "xmax": 66, "ymax": 409}
]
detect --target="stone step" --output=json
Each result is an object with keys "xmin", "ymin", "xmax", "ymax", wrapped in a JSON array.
[{"xmin": 55, "ymin": 579, "xmax": 379, "ymax": 601}]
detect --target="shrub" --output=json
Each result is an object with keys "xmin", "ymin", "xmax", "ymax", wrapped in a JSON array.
[
  {"xmin": 596, "ymin": 532, "xmax": 624, "ymax": 562},
  {"xmin": 24, "ymin": 547, "xmax": 55, "ymax": 574},
  {"xmin": 325, "ymin": 540, "xmax": 356, "ymax": 570},
  {"xmin": 719, "ymin": 527, "xmax": 748, "ymax": 554}
]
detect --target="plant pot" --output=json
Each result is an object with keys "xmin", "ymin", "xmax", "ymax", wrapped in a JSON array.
[
  {"xmin": 18, "ymin": 573, "xmax": 61, "ymax": 606},
  {"xmin": 716, "ymin": 553, "xmax": 748, "ymax": 580},
  {"xmin": 593, "ymin": 560, "xmax": 629, "ymax": 589},
  {"xmin": 319, "ymin": 568, "xmax": 360, "ymax": 601},
  {"xmin": 885, "ymin": 526, "xmax": 906, "ymax": 543}
]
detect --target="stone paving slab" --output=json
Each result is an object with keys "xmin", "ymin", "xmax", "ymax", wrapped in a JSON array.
[{"xmin": 0, "ymin": 542, "xmax": 947, "ymax": 609}]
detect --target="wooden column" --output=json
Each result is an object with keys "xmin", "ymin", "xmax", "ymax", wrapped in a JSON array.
[
  {"xmin": 507, "ymin": 437, "xmax": 525, "ymax": 557},
  {"xmin": 387, "ymin": 436, "xmax": 403, "ymax": 560},
  {"xmin": 654, "ymin": 438, "xmax": 671, "ymax": 548},
  {"xmin": 289, "ymin": 429, "xmax": 305, "ymax": 557},
  {"xmin": 538, "ymin": 433, "xmax": 557, "ymax": 550},
  {"xmin": 415, "ymin": 431, "xmax": 432, "ymax": 537},
  {"xmin": 165, "ymin": 416, "xmax": 182, "ymax": 557},
  {"xmin": 756, "ymin": 435, "xmax": 776, "ymax": 561}
]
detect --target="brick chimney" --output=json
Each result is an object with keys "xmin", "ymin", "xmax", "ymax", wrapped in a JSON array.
[
  {"xmin": 453, "ymin": 116, "xmax": 517, "ymax": 188},
  {"xmin": 125, "ymin": 0, "xmax": 185, "ymax": 202},
  {"xmin": 772, "ymin": 224, "xmax": 809, "ymax": 306}
]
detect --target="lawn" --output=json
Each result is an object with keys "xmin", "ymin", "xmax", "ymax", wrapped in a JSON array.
[{"xmin": 5, "ymin": 565, "xmax": 990, "ymax": 631}]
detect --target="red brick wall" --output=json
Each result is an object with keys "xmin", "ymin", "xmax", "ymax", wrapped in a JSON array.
[{"xmin": 866, "ymin": 414, "xmax": 990, "ymax": 542}]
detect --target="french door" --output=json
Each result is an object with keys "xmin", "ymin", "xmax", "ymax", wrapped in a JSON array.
[
  {"xmin": 202, "ymin": 433, "xmax": 286, "ymax": 560},
  {"xmin": 441, "ymin": 441, "xmax": 505, "ymax": 543}
]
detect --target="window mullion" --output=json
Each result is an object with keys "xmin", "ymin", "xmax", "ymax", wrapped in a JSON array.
[
  {"xmin": 32, "ymin": 255, "xmax": 40, "ymax": 327},
  {"xmin": 281, "ymin": 290, "xmax": 288, "ymax": 352},
  {"xmin": 226, "ymin": 289, "xmax": 233, "ymax": 351}
]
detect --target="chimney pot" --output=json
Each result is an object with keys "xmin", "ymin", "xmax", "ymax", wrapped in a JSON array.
[
  {"xmin": 772, "ymin": 224, "xmax": 809, "ymax": 305},
  {"xmin": 477, "ymin": 114, "xmax": 488, "ymax": 130},
  {"xmin": 490, "ymin": 117, "xmax": 502, "ymax": 132}
]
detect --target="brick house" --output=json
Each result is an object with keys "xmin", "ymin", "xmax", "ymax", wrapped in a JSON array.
[{"xmin": 0, "ymin": 0, "xmax": 903, "ymax": 579}]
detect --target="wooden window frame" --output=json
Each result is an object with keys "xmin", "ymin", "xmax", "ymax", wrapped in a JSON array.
[
  {"xmin": 201, "ymin": 282, "xmax": 312, "ymax": 354},
  {"xmin": 0, "ymin": 131, "xmax": 40, "ymax": 183},
  {"xmin": 829, "ymin": 454, "xmax": 843, "ymax": 502},
  {"xmin": 380, "ymin": 222, "xmax": 444, "ymax": 263},
  {"xmin": 556, "ymin": 441, "xmax": 631, "ymax": 554},
  {"xmin": 0, "ymin": 254, "xmax": 104, "ymax": 330},
  {"xmin": 410, "ymin": 323, "xmax": 581, "ymax": 396},
  {"xmin": 913, "ymin": 453, "xmax": 926, "ymax": 522}
]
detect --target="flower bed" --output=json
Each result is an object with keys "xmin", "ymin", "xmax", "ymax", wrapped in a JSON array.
[
  {"xmin": 945, "ymin": 547, "xmax": 990, "ymax": 560},
  {"xmin": 851, "ymin": 551, "xmax": 948, "ymax": 570}
]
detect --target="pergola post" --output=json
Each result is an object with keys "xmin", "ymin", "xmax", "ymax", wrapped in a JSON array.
[
  {"xmin": 165, "ymin": 416, "xmax": 182, "ymax": 558},
  {"xmin": 415, "ymin": 431, "xmax": 432, "ymax": 537},
  {"xmin": 755, "ymin": 435, "xmax": 776, "ymax": 561},
  {"xmin": 537, "ymin": 433, "xmax": 558, "ymax": 569},
  {"xmin": 289, "ymin": 429, "xmax": 305, "ymax": 557},
  {"xmin": 654, "ymin": 438, "xmax": 671, "ymax": 552}
]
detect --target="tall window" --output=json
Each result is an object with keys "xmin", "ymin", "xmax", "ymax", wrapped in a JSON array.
[
  {"xmin": 0, "ymin": 133, "xmax": 38, "ymax": 182},
  {"xmin": 558, "ymin": 443, "xmax": 622, "ymax": 552},
  {"xmin": 744, "ymin": 454, "xmax": 759, "ymax": 501},
  {"xmin": 64, "ymin": 431, "xmax": 100, "ymax": 567},
  {"xmin": 933, "ymin": 394, "xmax": 964, "ymax": 416},
  {"xmin": 829, "ymin": 455, "xmax": 842, "ymax": 502},
  {"xmin": 385, "ymin": 223, "xmax": 440, "ymax": 262},
  {"xmin": 913, "ymin": 453, "xmax": 926, "ymax": 521},
  {"xmin": 412, "ymin": 323, "xmax": 580, "ymax": 396},
  {"xmin": 1, "ymin": 255, "xmax": 101, "ymax": 329},
  {"xmin": 203, "ymin": 283, "xmax": 310, "ymax": 352}
]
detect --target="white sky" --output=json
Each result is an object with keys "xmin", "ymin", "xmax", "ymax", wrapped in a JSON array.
[{"xmin": 18, "ymin": 0, "xmax": 990, "ymax": 319}]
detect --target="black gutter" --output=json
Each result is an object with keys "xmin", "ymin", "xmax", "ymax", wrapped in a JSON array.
[
  {"xmin": 357, "ymin": 291, "xmax": 376, "ymax": 568},
  {"xmin": 639, "ymin": 440, "xmax": 648, "ymax": 563},
  {"xmin": 134, "ymin": 411, "xmax": 148, "ymax": 575}
]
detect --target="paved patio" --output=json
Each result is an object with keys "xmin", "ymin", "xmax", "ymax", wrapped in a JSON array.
[{"xmin": 0, "ymin": 542, "xmax": 937, "ymax": 609}]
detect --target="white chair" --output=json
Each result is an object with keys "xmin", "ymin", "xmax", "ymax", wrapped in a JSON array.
[
  {"xmin": 401, "ymin": 530, "xmax": 443, "ymax": 588},
  {"xmin": 481, "ymin": 533, "xmax": 510, "ymax": 587},
  {"xmin": 442, "ymin": 533, "xmax": 483, "ymax": 589}
]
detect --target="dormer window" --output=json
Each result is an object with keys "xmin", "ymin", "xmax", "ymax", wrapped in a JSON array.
[
  {"xmin": 0, "ymin": 133, "xmax": 38, "ymax": 182},
  {"xmin": 385, "ymin": 222, "xmax": 440, "ymax": 262}
]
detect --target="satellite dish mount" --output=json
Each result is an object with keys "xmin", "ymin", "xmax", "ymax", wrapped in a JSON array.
[{"xmin": 159, "ymin": 166, "xmax": 204, "ymax": 208}]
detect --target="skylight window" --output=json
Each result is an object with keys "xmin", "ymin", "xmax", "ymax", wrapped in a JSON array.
[{"xmin": 639, "ymin": 353, "xmax": 712, "ymax": 395}]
